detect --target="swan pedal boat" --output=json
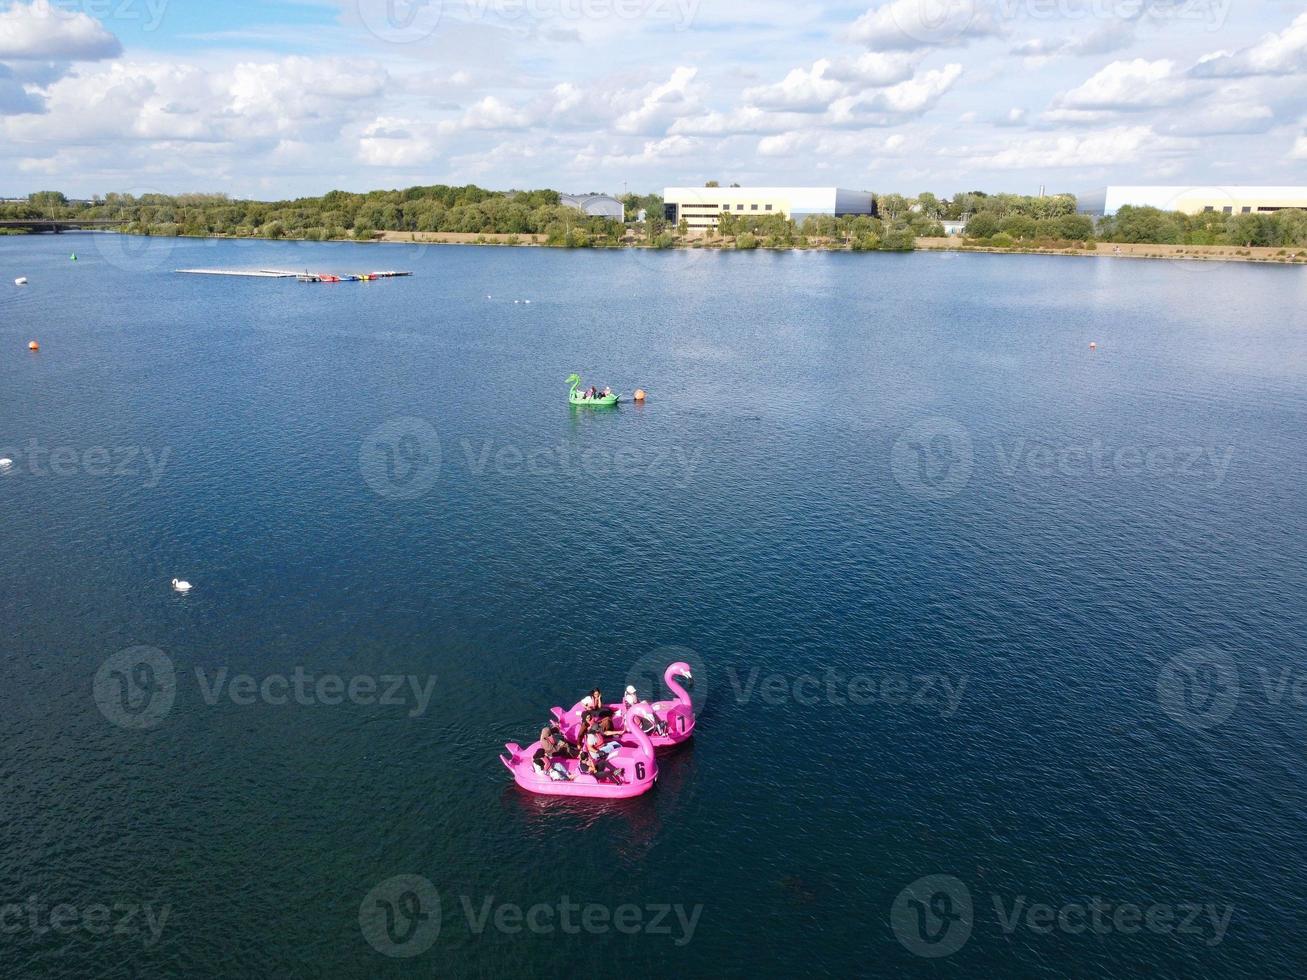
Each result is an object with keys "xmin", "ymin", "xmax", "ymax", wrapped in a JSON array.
[
  {"xmin": 569, "ymin": 391, "xmax": 620, "ymax": 406},
  {"xmin": 501, "ymin": 707, "xmax": 658, "ymax": 799},
  {"xmin": 566, "ymin": 372, "xmax": 619, "ymax": 406},
  {"xmin": 553, "ymin": 662, "xmax": 695, "ymax": 752}
]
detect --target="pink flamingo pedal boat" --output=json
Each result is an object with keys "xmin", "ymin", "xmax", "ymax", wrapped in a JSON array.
[
  {"xmin": 552, "ymin": 661, "xmax": 695, "ymax": 751},
  {"xmin": 501, "ymin": 707, "xmax": 658, "ymax": 799}
]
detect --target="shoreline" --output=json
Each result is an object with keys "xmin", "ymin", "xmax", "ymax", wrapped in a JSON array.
[
  {"xmin": 914, "ymin": 237, "xmax": 1307, "ymax": 265},
  {"xmin": 10, "ymin": 229, "xmax": 1307, "ymax": 266}
]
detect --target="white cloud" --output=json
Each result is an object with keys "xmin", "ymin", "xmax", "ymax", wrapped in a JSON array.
[
  {"xmin": 963, "ymin": 125, "xmax": 1191, "ymax": 169},
  {"xmin": 1292, "ymin": 132, "xmax": 1307, "ymax": 160},
  {"xmin": 601, "ymin": 133, "xmax": 698, "ymax": 166},
  {"xmin": 1166, "ymin": 103, "xmax": 1275, "ymax": 136},
  {"xmin": 827, "ymin": 51, "xmax": 921, "ymax": 87},
  {"xmin": 1010, "ymin": 18, "xmax": 1137, "ymax": 62},
  {"xmin": 866, "ymin": 62, "xmax": 961, "ymax": 113},
  {"xmin": 744, "ymin": 59, "xmax": 844, "ymax": 112},
  {"xmin": 743, "ymin": 51, "xmax": 925, "ymax": 113},
  {"xmin": 1041, "ymin": 107, "xmax": 1124, "ymax": 125},
  {"xmin": 226, "ymin": 57, "xmax": 388, "ymax": 133},
  {"xmin": 757, "ymin": 127, "xmax": 914, "ymax": 160},
  {"xmin": 670, "ymin": 106, "xmax": 793, "ymax": 135},
  {"xmin": 1193, "ymin": 12, "xmax": 1307, "ymax": 78},
  {"xmin": 550, "ymin": 82, "xmax": 584, "ymax": 115},
  {"xmin": 757, "ymin": 130, "xmax": 805, "ymax": 157},
  {"xmin": 3, "ymin": 56, "xmax": 392, "ymax": 150},
  {"xmin": 847, "ymin": 0, "xmax": 1001, "ymax": 51},
  {"xmin": 614, "ymin": 66, "xmax": 701, "ymax": 134},
  {"xmin": 0, "ymin": 0, "xmax": 120, "ymax": 60},
  {"xmin": 825, "ymin": 62, "xmax": 961, "ymax": 125},
  {"xmin": 458, "ymin": 95, "xmax": 530, "ymax": 130},
  {"xmin": 358, "ymin": 116, "xmax": 436, "ymax": 167},
  {"xmin": 1057, "ymin": 58, "xmax": 1194, "ymax": 111}
]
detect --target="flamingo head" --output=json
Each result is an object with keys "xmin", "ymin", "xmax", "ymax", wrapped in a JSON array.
[{"xmin": 667, "ymin": 661, "xmax": 693, "ymax": 686}]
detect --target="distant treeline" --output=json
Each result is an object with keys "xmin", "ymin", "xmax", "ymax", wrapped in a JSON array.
[
  {"xmin": 2, "ymin": 186, "xmax": 624, "ymax": 245},
  {"xmin": 5, "ymin": 187, "xmax": 1306, "ymax": 250}
]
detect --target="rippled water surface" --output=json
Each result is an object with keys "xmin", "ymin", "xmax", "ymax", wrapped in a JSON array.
[{"xmin": 1, "ymin": 234, "xmax": 1306, "ymax": 976}]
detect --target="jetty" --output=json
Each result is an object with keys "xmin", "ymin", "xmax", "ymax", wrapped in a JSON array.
[
  {"xmin": 176, "ymin": 268, "xmax": 412, "ymax": 282},
  {"xmin": 296, "ymin": 270, "xmax": 413, "ymax": 283},
  {"xmin": 175, "ymin": 268, "xmax": 301, "ymax": 278}
]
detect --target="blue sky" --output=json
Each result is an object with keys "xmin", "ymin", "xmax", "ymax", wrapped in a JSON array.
[{"xmin": 1, "ymin": 0, "xmax": 1305, "ymax": 199}]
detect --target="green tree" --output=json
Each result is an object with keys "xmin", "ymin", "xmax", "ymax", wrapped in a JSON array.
[
  {"xmin": 965, "ymin": 213, "xmax": 999, "ymax": 238},
  {"xmin": 880, "ymin": 225, "xmax": 916, "ymax": 251},
  {"xmin": 877, "ymin": 194, "xmax": 910, "ymax": 222}
]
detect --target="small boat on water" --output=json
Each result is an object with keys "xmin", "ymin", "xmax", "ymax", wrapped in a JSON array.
[
  {"xmin": 501, "ymin": 707, "xmax": 659, "ymax": 799},
  {"xmin": 553, "ymin": 662, "xmax": 695, "ymax": 751},
  {"xmin": 296, "ymin": 271, "xmax": 413, "ymax": 283},
  {"xmin": 567, "ymin": 373, "xmax": 619, "ymax": 406},
  {"xmin": 14, "ymin": 277, "xmax": 27, "ymax": 286}
]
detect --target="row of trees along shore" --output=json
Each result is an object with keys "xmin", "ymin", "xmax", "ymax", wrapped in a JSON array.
[{"xmin": 3, "ymin": 187, "xmax": 1306, "ymax": 250}]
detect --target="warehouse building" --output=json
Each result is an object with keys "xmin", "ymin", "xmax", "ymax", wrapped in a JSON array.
[
  {"xmin": 663, "ymin": 187, "xmax": 875, "ymax": 233},
  {"xmin": 1078, "ymin": 186, "xmax": 1307, "ymax": 217},
  {"xmin": 559, "ymin": 193, "xmax": 624, "ymax": 221}
]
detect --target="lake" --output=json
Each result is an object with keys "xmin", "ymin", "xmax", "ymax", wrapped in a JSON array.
[{"xmin": 1, "ymin": 233, "xmax": 1306, "ymax": 976}]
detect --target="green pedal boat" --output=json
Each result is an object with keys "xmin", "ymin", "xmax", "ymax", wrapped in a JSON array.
[{"xmin": 567, "ymin": 373, "xmax": 619, "ymax": 406}]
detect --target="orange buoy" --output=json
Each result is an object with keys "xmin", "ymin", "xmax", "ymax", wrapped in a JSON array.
[
  {"xmin": 28, "ymin": 340, "xmax": 39, "ymax": 351},
  {"xmin": 633, "ymin": 388, "xmax": 646, "ymax": 401}
]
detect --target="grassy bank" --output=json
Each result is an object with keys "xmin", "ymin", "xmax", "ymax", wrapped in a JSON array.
[
  {"xmin": 10, "ymin": 228, "xmax": 1306, "ymax": 266},
  {"xmin": 916, "ymin": 237, "xmax": 1307, "ymax": 265}
]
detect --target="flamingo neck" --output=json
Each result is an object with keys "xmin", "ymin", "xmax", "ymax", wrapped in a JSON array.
[
  {"xmin": 626, "ymin": 712, "xmax": 654, "ymax": 756},
  {"xmin": 664, "ymin": 666, "xmax": 691, "ymax": 706}
]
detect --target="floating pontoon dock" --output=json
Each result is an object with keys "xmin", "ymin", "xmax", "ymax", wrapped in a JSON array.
[
  {"xmin": 176, "ymin": 268, "xmax": 412, "ymax": 282},
  {"xmin": 175, "ymin": 268, "xmax": 302, "ymax": 278}
]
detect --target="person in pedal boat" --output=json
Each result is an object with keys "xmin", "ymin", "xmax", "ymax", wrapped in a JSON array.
[
  {"xmin": 579, "ymin": 735, "xmax": 624, "ymax": 783},
  {"xmin": 583, "ymin": 717, "xmax": 621, "ymax": 759},
  {"xmin": 582, "ymin": 688, "xmax": 617, "ymax": 731},
  {"xmin": 532, "ymin": 747, "xmax": 572, "ymax": 781},
  {"xmin": 540, "ymin": 720, "xmax": 575, "ymax": 759}
]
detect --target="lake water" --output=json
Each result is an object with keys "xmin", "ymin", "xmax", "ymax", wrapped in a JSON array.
[{"xmin": 2, "ymin": 233, "xmax": 1306, "ymax": 977}]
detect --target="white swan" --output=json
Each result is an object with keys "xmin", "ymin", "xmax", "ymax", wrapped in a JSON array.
[{"xmin": 172, "ymin": 578, "xmax": 193, "ymax": 593}]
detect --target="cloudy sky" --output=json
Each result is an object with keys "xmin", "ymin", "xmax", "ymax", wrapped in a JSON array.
[{"xmin": 1, "ymin": 0, "xmax": 1304, "ymax": 199}]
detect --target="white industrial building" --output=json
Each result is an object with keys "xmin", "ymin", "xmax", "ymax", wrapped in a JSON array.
[
  {"xmin": 1078, "ymin": 186, "xmax": 1307, "ymax": 217},
  {"xmin": 559, "ymin": 193, "xmax": 624, "ymax": 221},
  {"xmin": 663, "ymin": 187, "xmax": 875, "ymax": 232}
]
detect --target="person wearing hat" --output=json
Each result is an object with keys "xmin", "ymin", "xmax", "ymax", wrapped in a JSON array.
[{"xmin": 622, "ymin": 685, "xmax": 639, "ymax": 708}]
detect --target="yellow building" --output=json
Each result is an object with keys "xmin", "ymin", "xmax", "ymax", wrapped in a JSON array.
[
  {"xmin": 1079, "ymin": 186, "xmax": 1307, "ymax": 217},
  {"xmin": 663, "ymin": 186, "xmax": 875, "ymax": 233}
]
